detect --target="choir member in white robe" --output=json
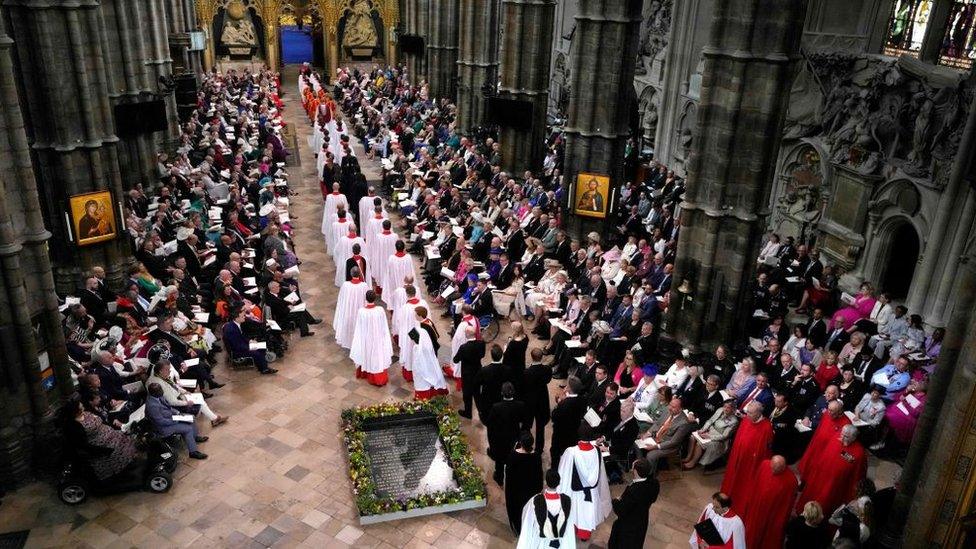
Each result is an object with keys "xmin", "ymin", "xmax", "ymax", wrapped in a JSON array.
[
  {"xmin": 350, "ymin": 290, "xmax": 393, "ymax": 386},
  {"xmin": 688, "ymin": 493, "xmax": 746, "ymax": 549},
  {"xmin": 358, "ymin": 187, "xmax": 383, "ymax": 227},
  {"xmin": 449, "ymin": 305, "xmax": 481, "ymax": 379},
  {"xmin": 363, "ymin": 205, "xmax": 388, "ymax": 245},
  {"xmin": 405, "ymin": 305, "xmax": 449, "ymax": 399},
  {"xmin": 334, "ymin": 226, "xmax": 369, "ymax": 287},
  {"xmin": 383, "ymin": 241, "xmax": 417, "ymax": 300},
  {"xmin": 517, "ymin": 470, "xmax": 577, "ymax": 549},
  {"xmin": 388, "ymin": 274, "xmax": 413, "ymax": 322},
  {"xmin": 332, "ymin": 267, "xmax": 368, "ymax": 349},
  {"xmin": 394, "ymin": 286, "xmax": 428, "ymax": 367},
  {"xmin": 556, "ymin": 425, "xmax": 611, "ymax": 542},
  {"xmin": 369, "ymin": 221, "xmax": 399, "ymax": 289},
  {"xmin": 329, "ymin": 211, "xmax": 354, "ymax": 258},
  {"xmin": 321, "ymin": 184, "xmax": 348, "ymax": 248},
  {"xmin": 315, "ymin": 143, "xmax": 328, "ymax": 179}
]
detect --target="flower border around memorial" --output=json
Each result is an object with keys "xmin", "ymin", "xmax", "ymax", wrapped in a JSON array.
[{"xmin": 340, "ymin": 396, "xmax": 487, "ymax": 517}]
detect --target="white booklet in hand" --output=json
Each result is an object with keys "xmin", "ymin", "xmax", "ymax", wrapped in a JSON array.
[
  {"xmin": 173, "ymin": 414, "xmax": 195, "ymax": 423},
  {"xmin": 178, "ymin": 379, "xmax": 197, "ymax": 389},
  {"xmin": 186, "ymin": 392, "xmax": 205, "ymax": 405},
  {"xmin": 283, "ymin": 292, "xmax": 300, "ymax": 304},
  {"xmin": 249, "ymin": 341, "xmax": 267, "ymax": 351},
  {"xmin": 289, "ymin": 303, "xmax": 307, "ymax": 313},
  {"xmin": 583, "ymin": 407, "xmax": 602, "ymax": 428}
]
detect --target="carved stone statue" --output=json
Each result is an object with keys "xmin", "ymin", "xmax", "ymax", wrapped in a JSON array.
[
  {"xmin": 635, "ymin": 0, "xmax": 672, "ymax": 76},
  {"xmin": 221, "ymin": 0, "xmax": 258, "ymax": 47},
  {"xmin": 343, "ymin": 0, "xmax": 378, "ymax": 49}
]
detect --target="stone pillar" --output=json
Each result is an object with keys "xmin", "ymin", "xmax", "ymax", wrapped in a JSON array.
[
  {"xmin": 98, "ymin": 0, "xmax": 159, "ymax": 188},
  {"xmin": 0, "ymin": 8, "xmax": 75, "ymax": 490},
  {"xmin": 403, "ymin": 0, "xmax": 429, "ymax": 81},
  {"xmin": 497, "ymin": 0, "xmax": 555, "ymax": 174},
  {"xmin": 665, "ymin": 0, "xmax": 808, "ymax": 351},
  {"xmin": 562, "ymin": 0, "xmax": 643, "ymax": 240},
  {"xmin": 182, "ymin": 0, "xmax": 203, "ymax": 75},
  {"xmin": 456, "ymin": 0, "xmax": 501, "ymax": 134},
  {"xmin": 140, "ymin": 0, "xmax": 178, "ymax": 138},
  {"xmin": 426, "ymin": 0, "xmax": 459, "ymax": 100},
  {"xmin": 3, "ymin": 0, "xmax": 135, "ymax": 292}
]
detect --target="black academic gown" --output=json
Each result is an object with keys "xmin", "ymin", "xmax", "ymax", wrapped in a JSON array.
[
  {"xmin": 505, "ymin": 450, "xmax": 544, "ymax": 534},
  {"xmin": 608, "ymin": 477, "xmax": 660, "ymax": 548},
  {"xmin": 549, "ymin": 395, "xmax": 587, "ymax": 465}
]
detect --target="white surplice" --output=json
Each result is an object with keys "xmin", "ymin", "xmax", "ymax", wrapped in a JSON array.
[
  {"xmin": 383, "ymin": 252, "xmax": 417, "ymax": 298},
  {"xmin": 329, "ymin": 218, "xmax": 353, "ymax": 259},
  {"xmin": 394, "ymin": 298, "xmax": 429, "ymax": 347},
  {"xmin": 332, "ymin": 278, "xmax": 368, "ymax": 348},
  {"xmin": 409, "ymin": 322, "xmax": 447, "ymax": 395},
  {"xmin": 388, "ymin": 286, "xmax": 408, "ymax": 321},
  {"xmin": 556, "ymin": 443, "xmax": 611, "ymax": 533},
  {"xmin": 321, "ymin": 192, "xmax": 349, "ymax": 249},
  {"xmin": 369, "ymin": 231, "xmax": 398, "ymax": 288},
  {"xmin": 359, "ymin": 194, "xmax": 382, "ymax": 227},
  {"xmin": 363, "ymin": 212, "xmax": 387, "ymax": 244},
  {"xmin": 350, "ymin": 304, "xmax": 393, "ymax": 380},
  {"xmin": 333, "ymin": 233, "xmax": 369, "ymax": 287},
  {"xmin": 688, "ymin": 503, "xmax": 746, "ymax": 549},
  {"xmin": 516, "ymin": 491, "xmax": 577, "ymax": 549}
]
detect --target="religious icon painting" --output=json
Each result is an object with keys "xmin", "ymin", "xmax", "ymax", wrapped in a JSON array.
[
  {"xmin": 68, "ymin": 190, "xmax": 117, "ymax": 246},
  {"xmin": 573, "ymin": 172, "xmax": 612, "ymax": 219}
]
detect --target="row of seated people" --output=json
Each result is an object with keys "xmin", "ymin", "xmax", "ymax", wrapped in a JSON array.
[{"xmin": 58, "ymin": 68, "xmax": 320, "ymax": 477}]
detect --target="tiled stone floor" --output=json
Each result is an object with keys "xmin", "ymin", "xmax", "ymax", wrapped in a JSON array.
[{"xmin": 0, "ymin": 66, "xmax": 897, "ymax": 548}]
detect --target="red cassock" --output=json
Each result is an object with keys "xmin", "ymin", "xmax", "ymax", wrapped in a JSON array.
[
  {"xmin": 720, "ymin": 418, "xmax": 773, "ymax": 509},
  {"xmin": 796, "ymin": 412, "xmax": 852, "ymax": 478},
  {"xmin": 739, "ymin": 460, "xmax": 799, "ymax": 549},
  {"xmin": 795, "ymin": 437, "xmax": 867, "ymax": 514}
]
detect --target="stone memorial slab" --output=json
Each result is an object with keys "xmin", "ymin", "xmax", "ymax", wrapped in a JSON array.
[{"xmin": 362, "ymin": 413, "xmax": 444, "ymax": 499}]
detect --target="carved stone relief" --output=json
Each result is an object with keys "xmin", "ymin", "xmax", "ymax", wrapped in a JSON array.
[
  {"xmin": 635, "ymin": 0, "xmax": 672, "ymax": 76},
  {"xmin": 784, "ymin": 53, "xmax": 971, "ymax": 182}
]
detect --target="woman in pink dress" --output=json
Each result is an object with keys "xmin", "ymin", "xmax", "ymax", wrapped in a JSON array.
[
  {"xmin": 885, "ymin": 378, "xmax": 927, "ymax": 445},
  {"xmin": 832, "ymin": 282, "xmax": 878, "ymax": 330}
]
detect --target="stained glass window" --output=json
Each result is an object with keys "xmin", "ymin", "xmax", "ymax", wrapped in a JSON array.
[
  {"xmin": 939, "ymin": 1, "xmax": 976, "ymax": 69},
  {"xmin": 884, "ymin": 0, "xmax": 933, "ymax": 58}
]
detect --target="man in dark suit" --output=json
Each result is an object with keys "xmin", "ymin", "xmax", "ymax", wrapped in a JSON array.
[
  {"xmin": 468, "ymin": 279, "xmax": 494, "ymax": 318},
  {"xmin": 607, "ymin": 460, "xmax": 659, "ymax": 548},
  {"xmin": 344, "ymin": 243, "xmax": 369, "ymax": 282},
  {"xmin": 80, "ymin": 276, "xmax": 108, "ymax": 327},
  {"xmin": 577, "ymin": 351, "xmax": 600, "ymax": 392},
  {"xmin": 594, "ymin": 382, "xmax": 622, "ymax": 436},
  {"xmin": 587, "ymin": 364, "xmax": 611, "ymax": 407},
  {"xmin": 824, "ymin": 318, "xmax": 850, "ymax": 354},
  {"xmin": 806, "ymin": 308, "xmax": 828, "ymax": 349},
  {"xmin": 222, "ymin": 307, "xmax": 276, "ymax": 374},
  {"xmin": 736, "ymin": 372, "xmax": 774, "ymax": 415},
  {"xmin": 549, "ymin": 376, "xmax": 588, "ymax": 466},
  {"xmin": 768, "ymin": 354, "xmax": 799, "ymax": 394},
  {"xmin": 492, "ymin": 253, "xmax": 515, "ymax": 290},
  {"xmin": 475, "ymin": 344, "xmax": 507, "ymax": 422},
  {"xmin": 264, "ymin": 280, "xmax": 319, "ymax": 337},
  {"xmin": 521, "ymin": 348, "xmax": 552, "ymax": 455},
  {"xmin": 453, "ymin": 325, "xmax": 486, "ymax": 418},
  {"xmin": 486, "ymin": 382, "xmax": 527, "ymax": 486}
]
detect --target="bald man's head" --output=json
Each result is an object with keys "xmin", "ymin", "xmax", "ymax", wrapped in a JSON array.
[
  {"xmin": 827, "ymin": 400, "xmax": 844, "ymax": 418},
  {"xmin": 770, "ymin": 455, "xmax": 787, "ymax": 474}
]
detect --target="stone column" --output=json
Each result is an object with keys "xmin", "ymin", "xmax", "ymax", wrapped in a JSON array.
[
  {"xmin": 140, "ymin": 0, "xmax": 178, "ymax": 138},
  {"xmin": 456, "ymin": 0, "xmax": 501, "ymax": 134},
  {"xmin": 403, "ymin": 0, "xmax": 429, "ymax": 81},
  {"xmin": 426, "ymin": 0, "xmax": 459, "ymax": 100},
  {"xmin": 497, "ymin": 0, "xmax": 555, "ymax": 174},
  {"xmin": 182, "ymin": 0, "xmax": 203, "ymax": 75},
  {"xmin": 3, "ymin": 0, "xmax": 134, "ymax": 292},
  {"xmin": 98, "ymin": 0, "xmax": 158, "ymax": 188},
  {"xmin": 562, "ymin": 0, "xmax": 643, "ymax": 240},
  {"xmin": 665, "ymin": 0, "xmax": 809, "ymax": 351},
  {"xmin": 0, "ymin": 8, "xmax": 75, "ymax": 489}
]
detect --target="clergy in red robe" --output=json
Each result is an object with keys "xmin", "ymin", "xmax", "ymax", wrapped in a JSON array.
[
  {"xmin": 795, "ymin": 424, "xmax": 867, "ymax": 514},
  {"xmin": 739, "ymin": 456, "xmax": 798, "ymax": 549},
  {"xmin": 720, "ymin": 401, "xmax": 772, "ymax": 509},
  {"xmin": 796, "ymin": 400, "xmax": 851, "ymax": 478}
]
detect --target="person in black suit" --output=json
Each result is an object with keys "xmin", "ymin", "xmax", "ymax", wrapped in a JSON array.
[
  {"xmin": 492, "ymin": 253, "xmax": 516, "ymax": 290},
  {"xmin": 806, "ymin": 308, "xmax": 829, "ymax": 349},
  {"xmin": 468, "ymin": 279, "xmax": 494, "ymax": 318},
  {"xmin": 475, "ymin": 344, "xmax": 507, "ymax": 422},
  {"xmin": 768, "ymin": 393, "xmax": 800, "ymax": 460},
  {"xmin": 594, "ymin": 382, "xmax": 622, "ymax": 436},
  {"xmin": 486, "ymin": 382, "xmax": 528, "ymax": 485},
  {"xmin": 587, "ymin": 364, "xmax": 611, "ymax": 407},
  {"xmin": 550, "ymin": 376, "xmax": 588, "ymax": 466},
  {"xmin": 80, "ymin": 276, "xmax": 108, "ymax": 327},
  {"xmin": 453, "ymin": 325, "xmax": 486, "ymax": 418},
  {"xmin": 344, "ymin": 243, "xmax": 368, "ymax": 282},
  {"xmin": 607, "ymin": 459, "xmax": 659, "ymax": 549},
  {"xmin": 264, "ymin": 280, "xmax": 319, "ymax": 337},
  {"xmin": 521, "ymin": 348, "xmax": 552, "ymax": 455},
  {"xmin": 551, "ymin": 231, "xmax": 571, "ymax": 265},
  {"xmin": 768, "ymin": 354, "xmax": 799, "ymax": 394},
  {"xmin": 504, "ymin": 431, "xmax": 544, "ymax": 534},
  {"xmin": 824, "ymin": 317, "xmax": 850, "ymax": 354}
]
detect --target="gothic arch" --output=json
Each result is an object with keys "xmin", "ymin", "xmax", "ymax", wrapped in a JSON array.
[
  {"xmin": 637, "ymin": 86, "xmax": 660, "ymax": 148},
  {"xmin": 867, "ymin": 214, "xmax": 924, "ymax": 298}
]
